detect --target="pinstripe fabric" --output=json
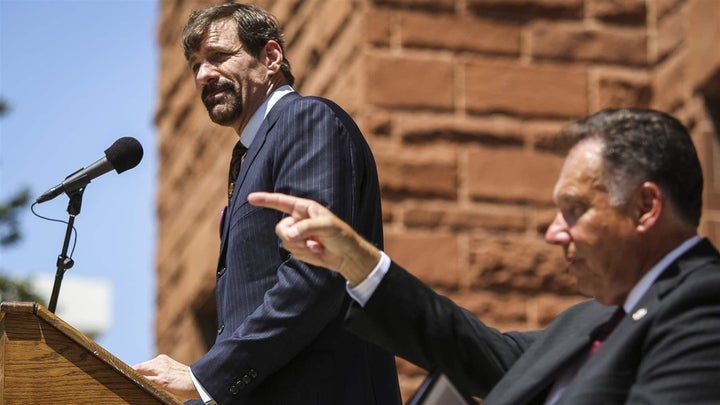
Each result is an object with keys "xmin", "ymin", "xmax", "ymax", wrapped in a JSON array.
[{"xmin": 191, "ymin": 92, "xmax": 401, "ymax": 405}]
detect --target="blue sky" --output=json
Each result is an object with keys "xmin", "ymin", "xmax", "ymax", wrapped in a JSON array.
[{"xmin": 1, "ymin": 0, "xmax": 159, "ymax": 365}]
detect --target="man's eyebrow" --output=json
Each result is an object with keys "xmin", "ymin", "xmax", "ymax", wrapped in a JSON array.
[{"xmin": 555, "ymin": 193, "xmax": 584, "ymax": 207}]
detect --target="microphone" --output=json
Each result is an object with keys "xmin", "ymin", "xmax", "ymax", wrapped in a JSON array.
[{"xmin": 36, "ymin": 137, "xmax": 144, "ymax": 203}]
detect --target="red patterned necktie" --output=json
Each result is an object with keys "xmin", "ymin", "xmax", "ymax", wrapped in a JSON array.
[
  {"xmin": 589, "ymin": 307, "xmax": 625, "ymax": 356},
  {"xmin": 228, "ymin": 140, "xmax": 248, "ymax": 203}
]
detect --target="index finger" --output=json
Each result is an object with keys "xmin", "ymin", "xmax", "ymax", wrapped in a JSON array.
[{"xmin": 248, "ymin": 192, "xmax": 312, "ymax": 217}]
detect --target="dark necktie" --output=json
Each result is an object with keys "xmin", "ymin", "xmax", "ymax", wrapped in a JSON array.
[
  {"xmin": 228, "ymin": 140, "xmax": 248, "ymax": 203},
  {"xmin": 589, "ymin": 307, "xmax": 625, "ymax": 356}
]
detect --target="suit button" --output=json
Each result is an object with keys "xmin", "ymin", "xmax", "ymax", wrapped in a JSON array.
[
  {"xmin": 217, "ymin": 324, "xmax": 225, "ymax": 335},
  {"xmin": 242, "ymin": 374, "xmax": 252, "ymax": 384},
  {"xmin": 217, "ymin": 267, "xmax": 226, "ymax": 277},
  {"xmin": 248, "ymin": 369, "xmax": 257, "ymax": 378}
]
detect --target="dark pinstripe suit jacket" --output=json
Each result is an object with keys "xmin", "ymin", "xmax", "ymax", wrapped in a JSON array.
[
  {"xmin": 347, "ymin": 239, "xmax": 720, "ymax": 404},
  {"xmin": 191, "ymin": 92, "xmax": 401, "ymax": 404}
]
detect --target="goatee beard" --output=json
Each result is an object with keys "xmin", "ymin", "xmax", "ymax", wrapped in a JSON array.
[
  {"xmin": 202, "ymin": 82, "xmax": 243, "ymax": 126},
  {"xmin": 207, "ymin": 98, "xmax": 243, "ymax": 126}
]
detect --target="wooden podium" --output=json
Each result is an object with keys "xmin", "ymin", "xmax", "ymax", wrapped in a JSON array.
[{"xmin": 0, "ymin": 301, "xmax": 182, "ymax": 404}]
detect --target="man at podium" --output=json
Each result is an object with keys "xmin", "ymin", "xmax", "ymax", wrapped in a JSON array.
[{"xmin": 133, "ymin": 3, "xmax": 399, "ymax": 405}]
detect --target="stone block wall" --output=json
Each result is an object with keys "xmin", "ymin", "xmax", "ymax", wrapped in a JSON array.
[{"xmin": 155, "ymin": 0, "xmax": 720, "ymax": 400}]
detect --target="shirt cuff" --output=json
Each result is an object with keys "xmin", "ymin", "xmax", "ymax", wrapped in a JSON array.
[
  {"xmin": 346, "ymin": 251, "xmax": 391, "ymax": 307},
  {"xmin": 190, "ymin": 368, "xmax": 217, "ymax": 405}
]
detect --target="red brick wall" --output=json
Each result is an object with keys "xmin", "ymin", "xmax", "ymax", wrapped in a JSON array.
[{"xmin": 155, "ymin": 0, "xmax": 720, "ymax": 400}]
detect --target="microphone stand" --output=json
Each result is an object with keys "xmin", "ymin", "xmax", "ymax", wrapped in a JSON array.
[{"xmin": 48, "ymin": 188, "xmax": 84, "ymax": 313}]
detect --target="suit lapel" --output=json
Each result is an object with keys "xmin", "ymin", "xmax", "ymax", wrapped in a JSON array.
[
  {"xmin": 609, "ymin": 238, "xmax": 716, "ymax": 330},
  {"xmin": 230, "ymin": 91, "xmax": 301, "ymax": 209},
  {"xmin": 217, "ymin": 92, "xmax": 301, "ymax": 260}
]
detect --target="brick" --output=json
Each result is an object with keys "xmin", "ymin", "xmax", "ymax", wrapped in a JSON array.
[
  {"xmin": 320, "ymin": 53, "xmax": 364, "ymax": 113},
  {"xmin": 464, "ymin": 60, "xmax": 588, "ymax": 117},
  {"xmin": 588, "ymin": 0, "xmax": 646, "ymax": 25},
  {"xmin": 362, "ymin": 109, "xmax": 393, "ymax": 136},
  {"xmin": 468, "ymin": 236, "xmax": 576, "ymax": 294},
  {"xmin": 316, "ymin": 0, "xmax": 353, "ymax": 46},
  {"xmin": 371, "ymin": 0, "xmax": 454, "ymax": 11},
  {"xmin": 451, "ymin": 290, "xmax": 584, "ymax": 329},
  {"xmin": 652, "ymin": 52, "xmax": 686, "ymax": 112},
  {"xmin": 597, "ymin": 70, "xmax": 652, "ymax": 109},
  {"xmin": 656, "ymin": 5, "xmax": 684, "ymax": 62},
  {"xmin": 365, "ymin": 54, "xmax": 455, "ymax": 110},
  {"xmin": 280, "ymin": 0, "xmax": 351, "ymax": 54},
  {"xmin": 403, "ymin": 203, "xmax": 528, "ymax": 231},
  {"xmin": 262, "ymin": 0, "xmax": 302, "ymax": 26},
  {"xmin": 699, "ymin": 125, "xmax": 720, "ymax": 192},
  {"xmin": 301, "ymin": 13, "xmax": 365, "ymax": 99},
  {"xmin": 656, "ymin": 0, "xmax": 684, "ymax": 19},
  {"xmin": 534, "ymin": 207, "xmax": 561, "ymax": 235},
  {"xmin": 400, "ymin": 11, "xmax": 521, "ymax": 55},
  {"xmin": 157, "ymin": 129, "xmax": 232, "ymax": 224},
  {"xmin": 526, "ymin": 119, "xmax": 569, "ymax": 153},
  {"xmin": 365, "ymin": 9, "xmax": 392, "ymax": 46},
  {"xmin": 685, "ymin": 0, "xmax": 720, "ymax": 89},
  {"xmin": 398, "ymin": 114, "xmax": 524, "ymax": 145},
  {"xmin": 696, "ymin": 126, "xmax": 720, "ymax": 213},
  {"xmin": 287, "ymin": 1, "xmax": 359, "ymax": 91},
  {"xmin": 467, "ymin": 147, "xmax": 563, "ymax": 203},
  {"xmin": 376, "ymin": 146, "xmax": 458, "ymax": 198},
  {"xmin": 467, "ymin": 0, "xmax": 584, "ymax": 20},
  {"xmin": 530, "ymin": 293, "xmax": 585, "ymax": 325},
  {"xmin": 382, "ymin": 200, "xmax": 397, "ymax": 223},
  {"xmin": 452, "ymin": 290, "xmax": 531, "ymax": 324},
  {"xmin": 385, "ymin": 232, "xmax": 460, "ymax": 288},
  {"xmin": 700, "ymin": 219, "xmax": 720, "ymax": 249},
  {"xmin": 531, "ymin": 23, "xmax": 648, "ymax": 66}
]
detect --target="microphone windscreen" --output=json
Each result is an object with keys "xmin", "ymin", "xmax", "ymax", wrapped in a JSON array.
[{"xmin": 105, "ymin": 137, "xmax": 144, "ymax": 173}]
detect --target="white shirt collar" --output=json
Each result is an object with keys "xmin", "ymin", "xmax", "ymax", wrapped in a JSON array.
[
  {"xmin": 239, "ymin": 85, "xmax": 295, "ymax": 148},
  {"xmin": 623, "ymin": 235, "xmax": 702, "ymax": 313}
]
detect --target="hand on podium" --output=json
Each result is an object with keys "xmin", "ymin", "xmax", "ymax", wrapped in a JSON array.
[{"xmin": 134, "ymin": 354, "xmax": 201, "ymax": 400}]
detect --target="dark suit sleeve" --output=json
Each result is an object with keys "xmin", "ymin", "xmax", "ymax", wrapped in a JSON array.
[
  {"xmin": 347, "ymin": 261, "xmax": 542, "ymax": 398},
  {"xmin": 192, "ymin": 97, "xmax": 386, "ymax": 402}
]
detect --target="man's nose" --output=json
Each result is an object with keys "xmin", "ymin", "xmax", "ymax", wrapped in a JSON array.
[
  {"xmin": 545, "ymin": 213, "xmax": 571, "ymax": 245},
  {"xmin": 195, "ymin": 62, "xmax": 217, "ymax": 88}
]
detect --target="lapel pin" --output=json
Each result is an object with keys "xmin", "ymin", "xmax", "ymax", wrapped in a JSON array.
[{"xmin": 632, "ymin": 308, "xmax": 648, "ymax": 321}]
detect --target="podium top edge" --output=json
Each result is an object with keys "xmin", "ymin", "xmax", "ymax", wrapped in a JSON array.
[{"xmin": 0, "ymin": 301, "xmax": 38, "ymax": 314}]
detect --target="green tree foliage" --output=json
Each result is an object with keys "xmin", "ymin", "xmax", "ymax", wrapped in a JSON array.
[
  {"xmin": 0, "ymin": 189, "xmax": 30, "ymax": 246},
  {"xmin": 0, "ymin": 97, "xmax": 44, "ymax": 303},
  {"xmin": 0, "ymin": 189, "xmax": 43, "ymax": 303}
]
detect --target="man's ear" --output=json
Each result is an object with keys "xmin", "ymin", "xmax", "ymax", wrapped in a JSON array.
[
  {"xmin": 263, "ymin": 40, "xmax": 283, "ymax": 74},
  {"xmin": 636, "ymin": 182, "xmax": 662, "ymax": 233}
]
